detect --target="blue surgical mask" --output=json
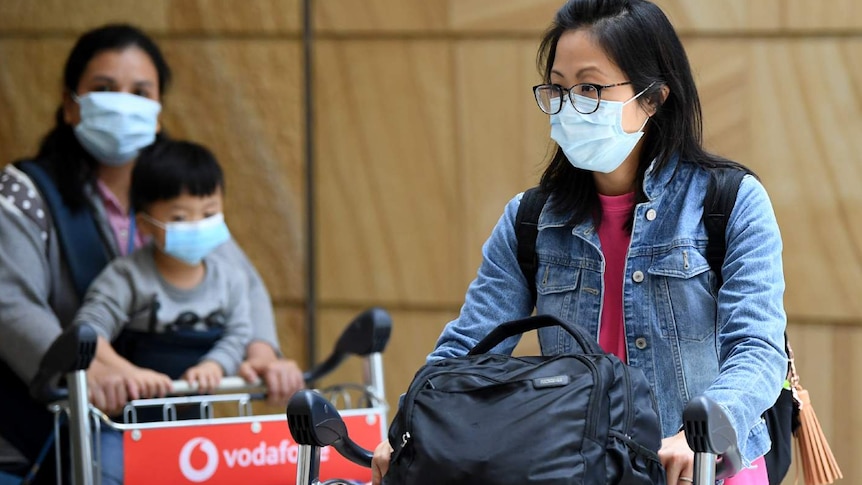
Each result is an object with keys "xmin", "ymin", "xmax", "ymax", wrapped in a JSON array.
[
  {"xmin": 73, "ymin": 92, "xmax": 162, "ymax": 166},
  {"xmin": 549, "ymin": 85, "xmax": 652, "ymax": 174},
  {"xmin": 142, "ymin": 213, "xmax": 231, "ymax": 265}
]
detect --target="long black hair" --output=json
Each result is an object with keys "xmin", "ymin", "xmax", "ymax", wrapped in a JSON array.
[
  {"xmin": 35, "ymin": 24, "xmax": 171, "ymax": 209},
  {"xmin": 536, "ymin": 0, "xmax": 746, "ymax": 225}
]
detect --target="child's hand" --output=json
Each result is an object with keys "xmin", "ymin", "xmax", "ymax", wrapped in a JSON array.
[
  {"xmin": 124, "ymin": 367, "xmax": 173, "ymax": 399},
  {"xmin": 183, "ymin": 361, "xmax": 224, "ymax": 394}
]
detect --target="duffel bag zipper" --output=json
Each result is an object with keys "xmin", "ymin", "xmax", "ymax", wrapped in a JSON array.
[
  {"xmin": 622, "ymin": 364, "xmax": 635, "ymax": 435},
  {"xmin": 567, "ymin": 355, "xmax": 601, "ymax": 439}
]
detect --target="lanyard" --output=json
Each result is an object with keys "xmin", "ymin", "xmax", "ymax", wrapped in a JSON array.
[{"xmin": 127, "ymin": 209, "xmax": 137, "ymax": 255}]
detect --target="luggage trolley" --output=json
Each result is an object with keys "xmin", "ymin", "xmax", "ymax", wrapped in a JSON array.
[
  {"xmin": 285, "ymin": 390, "xmax": 745, "ymax": 485},
  {"xmin": 35, "ymin": 307, "xmax": 392, "ymax": 485}
]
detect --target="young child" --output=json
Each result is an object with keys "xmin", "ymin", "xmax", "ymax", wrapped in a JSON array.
[{"xmin": 74, "ymin": 139, "xmax": 251, "ymax": 396}]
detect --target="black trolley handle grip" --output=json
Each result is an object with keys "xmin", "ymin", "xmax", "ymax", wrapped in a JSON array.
[{"xmin": 683, "ymin": 395, "xmax": 744, "ymax": 482}]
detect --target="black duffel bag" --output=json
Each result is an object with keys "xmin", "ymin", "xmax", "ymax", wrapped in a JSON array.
[{"xmin": 384, "ymin": 315, "xmax": 666, "ymax": 485}]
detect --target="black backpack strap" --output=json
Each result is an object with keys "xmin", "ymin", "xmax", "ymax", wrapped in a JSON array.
[
  {"xmin": 515, "ymin": 187, "xmax": 550, "ymax": 307},
  {"xmin": 703, "ymin": 168, "xmax": 749, "ymax": 287},
  {"xmin": 16, "ymin": 161, "xmax": 111, "ymax": 300}
]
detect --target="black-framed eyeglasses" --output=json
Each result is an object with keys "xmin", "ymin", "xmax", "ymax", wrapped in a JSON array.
[{"xmin": 533, "ymin": 82, "xmax": 632, "ymax": 115}]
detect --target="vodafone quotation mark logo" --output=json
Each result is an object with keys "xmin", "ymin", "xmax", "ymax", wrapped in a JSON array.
[{"xmin": 179, "ymin": 437, "xmax": 219, "ymax": 482}]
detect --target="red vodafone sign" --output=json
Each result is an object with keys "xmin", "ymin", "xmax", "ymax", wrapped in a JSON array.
[{"xmin": 124, "ymin": 409, "xmax": 385, "ymax": 484}]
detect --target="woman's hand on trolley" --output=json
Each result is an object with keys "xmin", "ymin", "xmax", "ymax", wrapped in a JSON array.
[
  {"xmin": 87, "ymin": 362, "xmax": 171, "ymax": 413},
  {"xmin": 87, "ymin": 358, "xmax": 130, "ymax": 415},
  {"xmin": 86, "ymin": 336, "xmax": 171, "ymax": 413},
  {"xmin": 659, "ymin": 430, "xmax": 695, "ymax": 484}
]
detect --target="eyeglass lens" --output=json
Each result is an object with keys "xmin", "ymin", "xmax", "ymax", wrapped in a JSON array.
[{"xmin": 534, "ymin": 84, "xmax": 601, "ymax": 115}]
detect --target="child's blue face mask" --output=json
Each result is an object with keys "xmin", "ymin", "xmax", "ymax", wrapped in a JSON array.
[{"xmin": 142, "ymin": 213, "xmax": 231, "ymax": 265}]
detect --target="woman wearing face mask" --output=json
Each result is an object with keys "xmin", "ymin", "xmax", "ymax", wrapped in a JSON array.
[
  {"xmin": 371, "ymin": 1, "xmax": 786, "ymax": 485},
  {"xmin": 0, "ymin": 24, "xmax": 304, "ymax": 484}
]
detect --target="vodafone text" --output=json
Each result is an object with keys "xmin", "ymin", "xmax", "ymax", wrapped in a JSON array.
[
  {"xmin": 179, "ymin": 438, "xmax": 333, "ymax": 482},
  {"xmin": 221, "ymin": 440, "xmax": 331, "ymax": 468}
]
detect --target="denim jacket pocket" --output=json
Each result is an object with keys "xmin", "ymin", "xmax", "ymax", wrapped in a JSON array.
[
  {"xmin": 647, "ymin": 245, "xmax": 710, "ymax": 279},
  {"xmin": 536, "ymin": 259, "xmax": 581, "ymax": 295},
  {"xmin": 535, "ymin": 260, "xmax": 582, "ymax": 353},
  {"xmin": 647, "ymin": 246, "xmax": 717, "ymax": 342}
]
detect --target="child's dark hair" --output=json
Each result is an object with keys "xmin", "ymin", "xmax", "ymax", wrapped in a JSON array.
[{"xmin": 131, "ymin": 139, "xmax": 225, "ymax": 213}]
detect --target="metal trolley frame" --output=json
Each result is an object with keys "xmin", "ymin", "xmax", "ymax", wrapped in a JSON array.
[{"xmin": 32, "ymin": 308, "xmax": 392, "ymax": 485}]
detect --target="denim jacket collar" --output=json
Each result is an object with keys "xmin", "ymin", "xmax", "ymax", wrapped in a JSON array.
[{"xmin": 537, "ymin": 154, "xmax": 681, "ymax": 233}]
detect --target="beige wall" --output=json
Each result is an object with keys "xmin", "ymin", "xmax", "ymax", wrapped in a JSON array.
[{"xmin": 1, "ymin": 1, "xmax": 859, "ymax": 483}]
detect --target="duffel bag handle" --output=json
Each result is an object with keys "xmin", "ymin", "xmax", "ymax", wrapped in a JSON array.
[{"xmin": 468, "ymin": 314, "xmax": 604, "ymax": 356}]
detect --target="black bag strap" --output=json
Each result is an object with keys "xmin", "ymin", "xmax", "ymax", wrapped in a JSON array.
[
  {"xmin": 703, "ymin": 167, "xmax": 749, "ymax": 287},
  {"xmin": 514, "ymin": 187, "xmax": 550, "ymax": 306},
  {"xmin": 469, "ymin": 314, "xmax": 604, "ymax": 356},
  {"xmin": 16, "ymin": 161, "xmax": 111, "ymax": 300}
]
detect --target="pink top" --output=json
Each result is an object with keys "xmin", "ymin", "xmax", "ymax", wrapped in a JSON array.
[
  {"xmin": 596, "ymin": 192, "xmax": 635, "ymax": 363},
  {"xmin": 95, "ymin": 180, "xmax": 144, "ymax": 256}
]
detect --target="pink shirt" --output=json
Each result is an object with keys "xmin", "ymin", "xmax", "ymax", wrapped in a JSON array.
[
  {"xmin": 95, "ymin": 180, "xmax": 144, "ymax": 256},
  {"xmin": 596, "ymin": 192, "xmax": 635, "ymax": 363}
]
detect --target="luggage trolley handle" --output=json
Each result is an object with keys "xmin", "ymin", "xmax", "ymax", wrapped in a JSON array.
[
  {"xmin": 287, "ymin": 390, "xmax": 372, "ymax": 485},
  {"xmin": 164, "ymin": 306, "xmax": 392, "ymax": 401},
  {"xmin": 30, "ymin": 323, "xmax": 99, "ymax": 485},
  {"xmin": 683, "ymin": 395, "xmax": 744, "ymax": 484},
  {"xmin": 282, "ymin": 306, "xmax": 393, "ymax": 485}
]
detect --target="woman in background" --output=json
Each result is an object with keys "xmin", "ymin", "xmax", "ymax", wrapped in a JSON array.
[{"xmin": 0, "ymin": 24, "xmax": 304, "ymax": 483}]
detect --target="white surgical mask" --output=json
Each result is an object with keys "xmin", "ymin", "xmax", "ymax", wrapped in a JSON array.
[
  {"xmin": 549, "ymin": 84, "xmax": 652, "ymax": 174},
  {"xmin": 142, "ymin": 213, "xmax": 231, "ymax": 265},
  {"xmin": 73, "ymin": 91, "xmax": 162, "ymax": 166}
]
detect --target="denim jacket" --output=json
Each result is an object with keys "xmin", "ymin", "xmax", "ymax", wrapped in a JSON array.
[{"xmin": 430, "ymin": 156, "xmax": 787, "ymax": 467}]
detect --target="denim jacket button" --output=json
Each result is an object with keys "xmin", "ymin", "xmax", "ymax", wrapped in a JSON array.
[
  {"xmin": 646, "ymin": 209, "xmax": 657, "ymax": 221},
  {"xmin": 632, "ymin": 270, "xmax": 645, "ymax": 283},
  {"xmin": 635, "ymin": 337, "xmax": 648, "ymax": 349}
]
